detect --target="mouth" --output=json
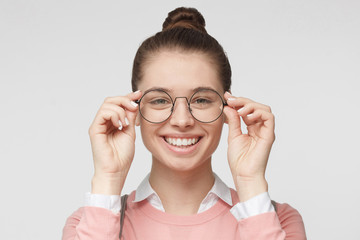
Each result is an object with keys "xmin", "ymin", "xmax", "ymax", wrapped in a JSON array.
[{"xmin": 163, "ymin": 136, "xmax": 201, "ymax": 148}]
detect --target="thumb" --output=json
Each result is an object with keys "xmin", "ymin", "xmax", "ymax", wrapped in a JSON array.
[
  {"xmin": 123, "ymin": 108, "xmax": 138, "ymax": 139},
  {"xmin": 223, "ymin": 106, "xmax": 243, "ymax": 141},
  {"xmin": 122, "ymin": 90, "xmax": 141, "ymax": 138}
]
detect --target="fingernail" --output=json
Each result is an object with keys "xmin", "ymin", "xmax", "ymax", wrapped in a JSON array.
[
  {"xmin": 125, "ymin": 117, "xmax": 129, "ymax": 126},
  {"xmin": 130, "ymin": 101, "xmax": 138, "ymax": 107},
  {"xmin": 118, "ymin": 121, "xmax": 123, "ymax": 130},
  {"xmin": 134, "ymin": 90, "xmax": 140, "ymax": 94},
  {"xmin": 227, "ymin": 98, "xmax": 236, "ymax": 101},
  {"xmin": 237, "ymin": 107, "xmax": 244, "ymax": 112},
  {"xmin": 226, "ymin": 91, "xmax": 232, "ymax": 96}
]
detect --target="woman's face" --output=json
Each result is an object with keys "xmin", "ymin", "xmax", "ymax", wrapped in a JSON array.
[{"xmin": 137, "ymin": 50, "xmax": 225, "ymax": 172}]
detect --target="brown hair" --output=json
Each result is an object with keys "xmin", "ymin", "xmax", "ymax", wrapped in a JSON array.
[{"xmin": 131, "ymin": 7, "xmax": 231, "ymax": 92}]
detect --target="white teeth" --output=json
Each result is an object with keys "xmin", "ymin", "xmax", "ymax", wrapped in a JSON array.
[{"xmin": 165, "ymin": 137, "xmax": 199, "ymax": 147}]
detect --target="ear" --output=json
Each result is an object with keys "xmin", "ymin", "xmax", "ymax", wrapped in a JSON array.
[
  {"xmin": 223, "ymin": 111, "xmax": 229, "ymax": 124},
  {"xmin": 135, "ymin": 112, "xmax": 141, "ymax": 126},
  {"xmin": 223, "ymin": 90, "xmax": 231, "ymax": 124}
]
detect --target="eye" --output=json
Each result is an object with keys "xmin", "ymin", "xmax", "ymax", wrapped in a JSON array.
[
  {"xmin": 193, "ymin": 98, "xmax": 212, "ymax": 105},
  {"xmin": 149, "ymin": 98, "xmax": 171, "ymax": 105}
]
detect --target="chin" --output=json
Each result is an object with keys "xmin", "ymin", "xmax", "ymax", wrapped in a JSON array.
[{"xmin": 153, "ymin": 154, "xmax": 211, "ymax": 173}]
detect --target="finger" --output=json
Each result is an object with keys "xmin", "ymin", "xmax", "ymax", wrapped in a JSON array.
[
  {"xmin": 225, "ymin": 96, "xmax": 251, "ymax": 110},
  {"xmin": 242, "ymin": 109, "xmax": 275, "ymax": 130},
  {"xmin": 91, "ymin": 108, "xmax": 122, "ymax": 134},
  {"xmin": 224, "ymin": 92, "xmax": 271, "ymax": 112},
  {"xmin": 101, "ymin": 104, "xmax": 139, "ymax": 135},
  {"xmin": 103, "ymin": 91, "xmax": 142, "ymax": 112},
  {"xmin": 121, "ymin": 109, "xmax": 137, "ymax": 137},
  {"xmin": 236, "ymin": 102, "xmax": 270, "ymax": 117},
  {"xmin": 102, "ymin": 104, "xmax": 128, "ymax": 129},
  {"xmin": 126, "ymin": 90, "xmax": 142, "ymax": 100},
  {"xmin": 223, "ymin": 106, "xmax": 243, "ymax": 140},
  {"xmin": 230, "ymin": 99, "xmax": 271, "ymax": 113}
]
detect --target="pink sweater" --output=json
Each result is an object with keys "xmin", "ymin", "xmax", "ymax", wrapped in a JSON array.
[{"xmin": 63, "ymin": 189, "xmax": 306, "ymax": 239}]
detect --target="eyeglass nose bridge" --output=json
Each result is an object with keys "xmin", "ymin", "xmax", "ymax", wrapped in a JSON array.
[{"xmin": 170, "ymin": 96, "xmax": 192, "ymax": 113}]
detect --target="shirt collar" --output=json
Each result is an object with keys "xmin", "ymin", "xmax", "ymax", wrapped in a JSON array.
[
  {"xmin": 133, "ymin": 173, "xmax": 157, "ymax": 202},
  {"xmin": 133, "ymin": 172, "xmax": 233, "ymax": 206},
  {"xmin": 210, "ymin": 173, "xmax": 233, "ymax": 206}
]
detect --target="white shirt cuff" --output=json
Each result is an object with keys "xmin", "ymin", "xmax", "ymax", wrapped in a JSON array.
[
  {"xmin": 84, "ymin": 192, "xmax": 121, "ymax": 214},
  {"xmin": 230, "ymin": 192, "xmax": 275, "ymax": 221}
]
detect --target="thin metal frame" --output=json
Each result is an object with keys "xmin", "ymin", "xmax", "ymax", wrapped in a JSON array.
[{"xmin": 135, "ymin": 89, "xmax": 228, "ymax": 124}]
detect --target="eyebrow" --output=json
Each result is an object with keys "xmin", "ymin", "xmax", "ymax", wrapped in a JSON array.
[
  {"xmin": 193, "ymin": 86, "xmax": 218, "ymax": 92},
  {"xmin": 143, "ymin": 86, "xmax": 219, "ymax": 94},
  {"xmin": 143, "ymin": 87, "xmax": 171, "ymax": 94}
]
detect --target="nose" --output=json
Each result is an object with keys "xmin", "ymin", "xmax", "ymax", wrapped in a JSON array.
[{"xmin": 169, "ymin": 97, "xmax": 195, "ymax": 128}]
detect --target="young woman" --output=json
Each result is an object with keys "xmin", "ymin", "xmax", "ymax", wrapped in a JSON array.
[{"xmin": 63, "ymin": 7, "xmax": 306, "ymax": 240}]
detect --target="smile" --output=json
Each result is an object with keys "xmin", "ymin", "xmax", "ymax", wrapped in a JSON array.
[{"xmin": 164, "ymin": 137, "xmax": 200, "ymax": 147}]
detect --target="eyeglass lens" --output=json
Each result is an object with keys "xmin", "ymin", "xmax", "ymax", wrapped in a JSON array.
[{"xmin": 138, "ymin": 89, "xmax": 224, "ymax": 123}]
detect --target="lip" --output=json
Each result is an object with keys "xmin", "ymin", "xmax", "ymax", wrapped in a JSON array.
[
  {"xmin": 160, "ymin": 135, "xmax": 202, "ymax": 155},
  {"xmin": 162, "ymin": 134, "xmax": 203, "ymax": 138}
]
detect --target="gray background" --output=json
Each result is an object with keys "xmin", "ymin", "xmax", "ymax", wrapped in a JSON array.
[{"xmin": 1, "ymin": 0, "xmax": 359, "ymax": 239}]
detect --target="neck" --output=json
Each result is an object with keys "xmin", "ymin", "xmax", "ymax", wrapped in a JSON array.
[{"xmin": 149, "ymin": 157, "xmax": 215, "ymax": 216}]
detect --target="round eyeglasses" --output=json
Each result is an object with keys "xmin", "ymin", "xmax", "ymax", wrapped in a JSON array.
[{"xmin": 135, "ymin": 88, "xmax": 227, "ymax": 124}]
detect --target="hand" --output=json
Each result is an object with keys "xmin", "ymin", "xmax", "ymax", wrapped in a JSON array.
[
  {"xmin": 223, "ymin": 92, "xmax": 275, "ymax": 201},
  {"xmin": 88, "ymin": 91, "xmax": 142, "ymax": 195}
]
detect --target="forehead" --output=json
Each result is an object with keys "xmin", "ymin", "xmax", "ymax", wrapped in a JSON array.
[{"xmin": 138, "ymin": 50, "xmax": 223, "ymax": 94}]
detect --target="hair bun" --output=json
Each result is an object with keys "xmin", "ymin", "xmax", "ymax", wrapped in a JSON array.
[{"xmin": 162, "ymin": 7, "xmax": 207, "ymax": 33}]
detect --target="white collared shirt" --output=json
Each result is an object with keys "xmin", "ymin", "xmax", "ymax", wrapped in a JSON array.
[
  {"xmin": 133, "ymin": 173, "xmax": 233, "ymax": 213},
  {"xmin": 85, "ymin": 172, "xmax": 274, "ymax": 220}
]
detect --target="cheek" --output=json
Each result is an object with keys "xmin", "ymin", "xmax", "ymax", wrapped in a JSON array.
[
  {"xmin": 140, "ymin": 120, "xmax": 150, "ymax": 140},
  {"xmin": 139, "ymin": 120, "xmax": 161, "ymax": 152},
  {"xmin": 206, "ymin": 121, "xmax": 224, "ymax": 148}
]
